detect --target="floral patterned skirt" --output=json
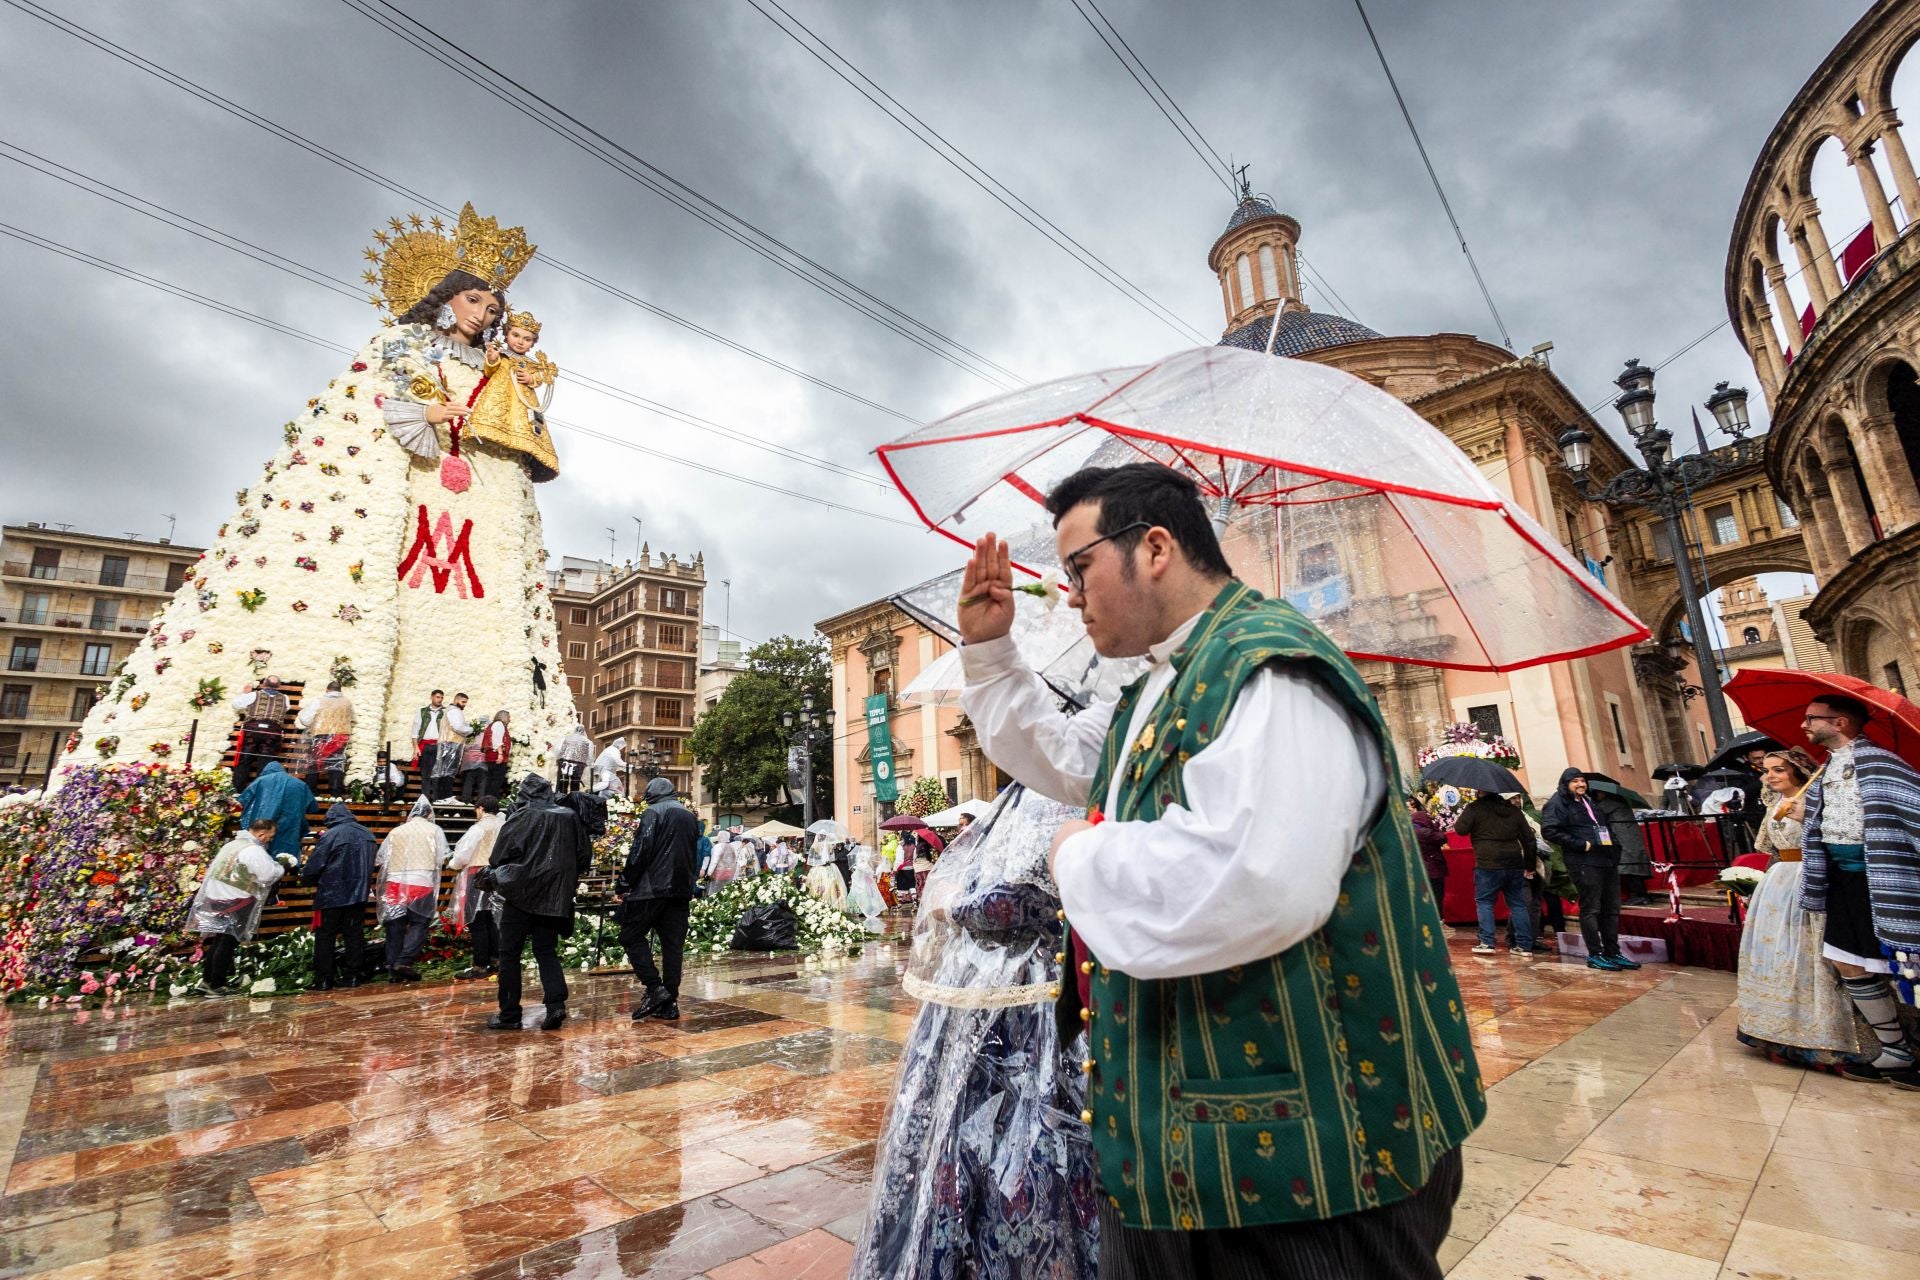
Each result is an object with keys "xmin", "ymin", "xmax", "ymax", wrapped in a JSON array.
[
  {"xmin": 1735, "ymin": 860, "xmax": 1867, "ymax": 1064},
  {"xmin": 852, "ymin": 999, "xmax": 1097, "ymax": 1280}
]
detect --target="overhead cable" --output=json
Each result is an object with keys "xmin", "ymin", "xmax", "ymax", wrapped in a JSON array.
[
  {"xmin": 745, "ymin": 0, "xmax": 1207, "ymax": 344},
  {"xmin": 1351, "ymin": 0, "xmax": 1513, "ymax": 348},
  {"xmin": 0, "ymin": 0, "xmax": 931, "ymax": 418},
  {"xmin": 0, "ymin": 221, "xmax": 918, "ymax": 527}
]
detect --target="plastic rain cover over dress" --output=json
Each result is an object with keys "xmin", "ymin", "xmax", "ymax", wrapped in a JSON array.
[
  {"xmin": 846, "ymin": 844, "xmax": 887, "ymax": 932},
  {"xmin": 851, "ymin": 784, "xmax": 1097, "ymax": 1279},
  {"xmin": 373, "ymin": 798, "xmax": 449, "ymax": 926},
  {"xmin": 876, "ymin": 345, "xmax": 1648, "ymax": 676}
]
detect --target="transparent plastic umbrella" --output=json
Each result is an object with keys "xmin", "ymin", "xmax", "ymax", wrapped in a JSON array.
[{"xmin": 877, "ymin": 346, "xmax": 1649, "ymax": 673}]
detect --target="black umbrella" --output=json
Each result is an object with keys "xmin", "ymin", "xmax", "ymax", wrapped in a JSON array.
[
  {"xmin": 1703, "ymin": 731, "xmax": 1781, "ymax": 775},
  {"xmin": 1419, "ymin": 756, "xmax": 1524, "ymax": 795},
  {"xmin": 1581, "ymin": 772, "xmax": 1652, "ymax": 810},
  {"xmin": 1652, "ymin": 762, "xmax": 1705, "ymax": 781}
]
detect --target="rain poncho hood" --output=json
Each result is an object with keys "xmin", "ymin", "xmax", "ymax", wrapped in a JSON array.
[
  {"xmin": 557, "ymin": 725, "xmax": 594, "ymax": 764},
  {"xmin": 372, "ymin": 797, "xmax": 449, "ymax": 923},
  {"xmin": 619, "ymin": 782, "xmax": 700, "ymax": 901},
  {"xmin": 491, "ymin": 771, "xmax": 589, "ymax": 921},
  {"xmin": 302, "ymin": 802, "xmax": 375, "ymax": 910},
  {"xmin": 643, "ymin": 776, "xmax": 676, "ymax": 803},
  {"xmin": 238, "ymin": 761, "xmax": 314, "ymax": 857}
]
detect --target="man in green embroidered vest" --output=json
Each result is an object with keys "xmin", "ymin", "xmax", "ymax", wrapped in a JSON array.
[{"xmin": 959, "ymin": 464, "xmax": 1483, "ymax": 1278}]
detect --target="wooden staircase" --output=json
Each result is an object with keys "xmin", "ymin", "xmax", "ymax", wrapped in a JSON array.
[{"xmin": 221, "ymin": 679, "xmax": 483, "ymax": 937}]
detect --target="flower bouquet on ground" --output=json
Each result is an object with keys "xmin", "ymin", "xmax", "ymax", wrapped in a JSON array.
[{"xmin": 686, "ymin": 874, "xmax": 865, "ymax": 957}]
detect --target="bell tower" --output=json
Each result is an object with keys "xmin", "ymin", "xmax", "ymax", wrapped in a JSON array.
[{"xmin": 1207, "ymin": 174, "xmax": 1305, "ymax": 335}]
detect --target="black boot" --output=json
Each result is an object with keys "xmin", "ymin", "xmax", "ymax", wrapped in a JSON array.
[{"xmin": 631, "ymin": 986, "xmax": 668, "ymax": 1021}]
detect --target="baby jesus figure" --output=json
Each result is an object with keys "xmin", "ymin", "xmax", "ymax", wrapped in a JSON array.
[{"xmin": 468, "ymin": 309, "xmax": 561, "ymax": 482}]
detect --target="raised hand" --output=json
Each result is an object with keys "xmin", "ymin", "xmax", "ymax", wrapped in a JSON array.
[{"xmin": 958, "ymin": 533, "xmax": 1015, "ymax": 645}]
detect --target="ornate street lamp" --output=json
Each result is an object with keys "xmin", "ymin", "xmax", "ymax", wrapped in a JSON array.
[
  {"xmin": 782, "ymin": 695, "xmax": 834, "ymax": 828},
  {"xmin": 1558, "ymin": 358, "xmax": 1753, "ymax": 753}
]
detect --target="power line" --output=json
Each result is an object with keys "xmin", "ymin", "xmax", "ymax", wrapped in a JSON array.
[
  {"xmin": 744, "ymin": 0, "xmax": 1207, "ymax": 345},
  {"xmin": 0, "ymin": 220, "xmax": 920, "ymax": 528},
  {"xmin": 1, "ymin": 140, "xmax": 889, "ymax": 490},
  {"xmin": 1350, "ymin": 0, "xmax": 1512, "ymax": 349},
  {"xmin": 338, "ymin": 0, "xmax": 1023, "ymax": 388},
  {"xmin": 1062, "ymin": 0, "xmax": 1236, "ymax": 196},
  {"xmin": 0, "ymin": 0, "xmax": 931, "ymax": 420},
  {"xmin": 1076, "ymin": 0, "xmax": 1234, "ymax": 184}
]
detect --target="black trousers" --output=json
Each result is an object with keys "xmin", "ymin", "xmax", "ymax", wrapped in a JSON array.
[
  {"xmin": 1099, "ymin": 1146, "xmax": 1462, "ymax": 1280},
  {"xmin": 384, "ymin": 916, "xmax": 430, "ymax": 971},
  {"xmin": 313, "ymin": 903, "xmax": 365, "ymax": 985},
  {"xmin": 200, "ymin": 933, "xmax": 240, "ymax": 989},
  {"xmin": 470, "ymin": 910, "xmax": 498, "ymax": 970},
  {"xmin": 459, "ymin": 767, "xmax": 487, "ymax": 804},
  {"xmin": 1571, "ymin": 861, "xmax": 1622, "ymax": 956},
  {"xmin": 484, "ymin": 763, "xmax": 508, "ymax": 797},
  {"xmin": 497, "ymin": 904, "xmax": 568, "ymax": 1017},
  {"xmin": 620, "ymin": 897, "xmax": 691, "ymax": 999},
  {"xmin": 233, "ymin": 729, "xmax": 281, "ymax": 792}
]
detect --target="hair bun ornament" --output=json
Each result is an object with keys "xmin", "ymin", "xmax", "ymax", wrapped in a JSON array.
[{"xmin": 362, "ymin": 204, "xmax": 537, "ymax": 321}]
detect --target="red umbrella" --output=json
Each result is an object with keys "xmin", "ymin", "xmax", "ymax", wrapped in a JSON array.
[
  {"xmin": 879, "ymin": 814, "xmax": 928, "ymax": 832},
  {"xmin": 1722, "ymin": 669, "xmax": 1920, "ymax": 770}
]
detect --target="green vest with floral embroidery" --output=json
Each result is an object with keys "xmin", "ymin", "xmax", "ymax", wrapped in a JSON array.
[{"xmin": 1077, "ymin": 581, "xmax": 1484, "ymax": 1231}]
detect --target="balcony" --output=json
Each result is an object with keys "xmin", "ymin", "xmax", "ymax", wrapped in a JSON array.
[
  {"xmin": 0, "ymin": 607, "xmax": 150, "ymax": 637},
  {"xmin": 3, "ymin": 656, "xmax": 113, "ymax": 679},
  {"xmin": 2, "ymin": 561, "xmax": 184, "ymax": 594}
]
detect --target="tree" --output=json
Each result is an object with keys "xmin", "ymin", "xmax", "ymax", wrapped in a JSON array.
[{"xmin": 688, "ymin": 635, "xmax": 832, "ymax": 814}]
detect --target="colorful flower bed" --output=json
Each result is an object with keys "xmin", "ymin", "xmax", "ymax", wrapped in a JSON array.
[{"xmin": 0, "ymin": 764, "xmax": 239, "ymax": 1000}]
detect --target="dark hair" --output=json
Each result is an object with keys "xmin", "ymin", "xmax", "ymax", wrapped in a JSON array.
[
  {"xmin": 476, "ymin": 795, "xmax": 501, "ymax": 814},
  {"xmin": 396, "ymin": 269, "xmax": 506, "ymax": 330},
  {"xmin": 454, "ymin": 692, "xmax": 468, "ymax": 700},
  {"xmin": 248, "ymin": 817, "xmax": 277, "ymax": 833},
  {"xmin": 430, "ymin": 689, "xmax": 444, "ymax": 697},
  {"xmin": 1762, "ymin": 747, "xmax": 1816, "ymax": 788},
  {"xmin": 1044, "ymin": 464, "xmax": 1232, "ymax": 579},
  {"xmin": 1810, "ymin": 693, "xmax": 1872, "ymax": 726},
  {"xmin": 325, "ymin": 680, "xmax": 342, "ymax": 692}
]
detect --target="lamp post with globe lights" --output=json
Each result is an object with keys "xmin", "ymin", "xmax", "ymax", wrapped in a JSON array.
[
  {"xmin": 782, "ymin": 694, "xmax": 834, "ymax": 829},
  {"xmin": 1557, "ymin": 359, "xmax": 1756, "ymax": 753}
]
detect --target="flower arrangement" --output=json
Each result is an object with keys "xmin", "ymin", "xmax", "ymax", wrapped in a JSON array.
[
  {"xmin": 294, "ymin": 556, "xmax": 318, "ymax": 572},
  {"xmin": 236, "ymin": 588, "xmax": 267, "ymax": 612},
  {"xmin": 0, "ymin": 765, "xmax": 238, "ymax": 997},
  {"xmin": 93, "ymin": 735, "xmax": 119, "ymax": 758},
  {"xmin": 189, "ymin": 676, "xmax": 226, "ymax": 710},
  {"xmin": 685, "ymin": 876, "xmax": 866, "ymax": 957},
  {"xmin": 1716, "ymin": 865, "xmax": 1765, "ymax": 898},
  {"xmin": 897, "ymin": 775, "xmax": 949, "ymax": 819},
  {"xmin": 1414, "ymin": 722, "xmax": 1525, "ymax": 829},
  {"xmin": 329, "ymin": 655, "xmax": 357, "ymax": 688},
  {"xmin": 591, "ymin": 797, "xmax": 644, "ymax": 875}
]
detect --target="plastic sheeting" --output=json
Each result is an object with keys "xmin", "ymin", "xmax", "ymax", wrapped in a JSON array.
[
  {"xmin": 852, "ymin": 784, "xmax": 1097, "ymax": 1278},
  {"xmin": 877, "ymin": 345, "xmax": 1648, "ymax": 672}
]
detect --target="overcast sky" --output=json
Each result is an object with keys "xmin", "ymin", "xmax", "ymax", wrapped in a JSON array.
[{"xmin": 0, "ymin": 0, "xmax": 1870, "ymax": 646}]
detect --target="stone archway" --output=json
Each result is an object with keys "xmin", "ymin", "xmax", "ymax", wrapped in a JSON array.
[{"xmin": 1840, "ymin": 609, "xmax": 1918, "ymax": 695}]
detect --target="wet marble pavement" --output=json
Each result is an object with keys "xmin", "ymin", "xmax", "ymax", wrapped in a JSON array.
[{"xmin": 0, "ymin": 929, "xmax": 1913, "ymax": 1279}]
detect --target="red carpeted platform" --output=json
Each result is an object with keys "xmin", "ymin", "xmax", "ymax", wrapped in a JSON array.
[{"xmin": 1614, "ymin": 907, "xmax": 1743, "ymax": 971}]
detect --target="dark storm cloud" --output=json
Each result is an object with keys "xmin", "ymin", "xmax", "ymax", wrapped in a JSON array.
[{"xmin": 0, "ymin": 0, "xmax": 1867, "ymax": 644}]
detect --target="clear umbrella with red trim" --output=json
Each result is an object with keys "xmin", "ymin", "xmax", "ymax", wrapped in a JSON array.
[{"xmin": 877, "ymin": 345, "xmax": 1649, "ymax": 673}]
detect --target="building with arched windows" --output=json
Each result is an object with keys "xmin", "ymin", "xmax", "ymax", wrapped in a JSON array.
[{"xmin": 1730, "ymin": 0, "xmax": 1920, "ymax": 691}]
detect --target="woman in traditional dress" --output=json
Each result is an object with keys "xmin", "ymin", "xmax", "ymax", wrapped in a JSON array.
[
  {"xmin": 1735, "ymin": 748, "xmax": 1869, "ymax": 1069},
  {"xmin": 846, "ymin": 843, "xmax": 887, "ymax": 932},
  {"xmin": 803, "ymin": 835, "xmax": 848, "ymax": 906},
  {"xmin": 852, "ymin": 784, "xmax": 1097, "ymax": 1278},
  {"xmin": 63, "ymin": 206, "xmax": 575, "ymax": 788}
]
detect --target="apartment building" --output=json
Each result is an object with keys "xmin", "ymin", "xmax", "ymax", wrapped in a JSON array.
[
  {"xmin": 1, "ymin": 524, "xmax": 201, "ymax": 784},
  {"xmin": 547, "ymin": 547, "xmax": 704, "ymax": 799}
]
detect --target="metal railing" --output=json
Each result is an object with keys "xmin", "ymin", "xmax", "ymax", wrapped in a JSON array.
[
  {"xmin": 1, "ymin": 562, "xmax": 183, "ymax": 593},
  {"xmin": 3, "ymin": 656, "xmax": 114, "ymax": 677},
  {"xmin": 0, "ymin": 608, "xmax": 150, "ymax": 635}
]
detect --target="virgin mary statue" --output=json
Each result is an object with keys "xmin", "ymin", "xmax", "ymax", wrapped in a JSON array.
[{"xmin": 64, "ymin": 204, "xmax": 577, "ymax": 783}]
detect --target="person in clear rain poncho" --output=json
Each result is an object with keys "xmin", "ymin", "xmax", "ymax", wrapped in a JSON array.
[
  {"xmin": 374, "ymin": 797, "xmax": 449, "ymax": 981},
  {"xmin": 804, "ymin": 834, "xmax": 847, "ymax": 906},
  {"xmin": 556, "ymin": 724, "xmax": 594, "ymax": 795},
  {"xmin": 851, "ymin": 783, "xmax": 1098, "ymax": 1278},
  {"xmin": 189, "ymin": 817, "xmax": 293, "ymax": 997},
  {"xmin": 846, "ymin": 843, "xmax": 887, "ymax": 933}
]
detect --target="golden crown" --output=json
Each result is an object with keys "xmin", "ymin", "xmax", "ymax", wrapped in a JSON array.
[
  {"xmin": 506, "ymin": 310, "xmax": 541, "ymax": 337},
  {"xmin": 361, "ymin": 203, "xmax": 535, "ymax": 320}
]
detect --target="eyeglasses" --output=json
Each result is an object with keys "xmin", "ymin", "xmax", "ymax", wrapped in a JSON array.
[
  {"xmin": 1061, "ymin": 522, "xmax": 1151, "ymax": 593},
  {"xmin": 1802, "ymin": 713, "xmax": 1842, "ymax": 725}
]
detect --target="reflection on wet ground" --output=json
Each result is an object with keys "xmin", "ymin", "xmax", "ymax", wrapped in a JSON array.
[{"xmin": 0, "ymin": 922, "xmax": 1912, "ymax": 1278}]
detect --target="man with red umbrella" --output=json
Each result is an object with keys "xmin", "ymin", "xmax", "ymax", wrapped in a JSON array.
[
  {"xmin": 1800, "ymin": 691, "xmax": 1920, "ymax": 1088},
  {"xmin": 959, "ymin": 463, "xmax": 1480, "ymax": 1278}
]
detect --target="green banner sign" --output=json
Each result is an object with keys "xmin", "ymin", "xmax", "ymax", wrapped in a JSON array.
[{"xmin": 865, "ymin": 693, "xmax": 898, "ymax": 804}]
